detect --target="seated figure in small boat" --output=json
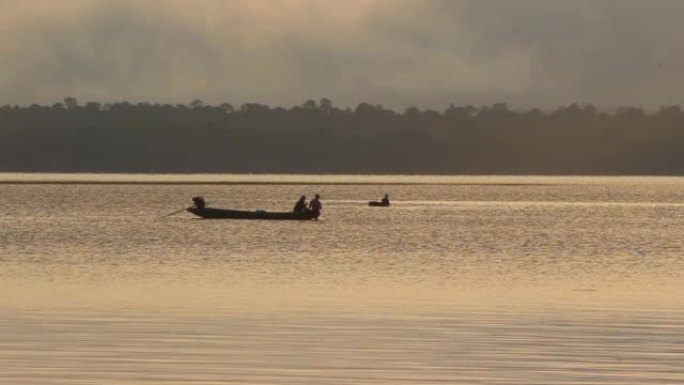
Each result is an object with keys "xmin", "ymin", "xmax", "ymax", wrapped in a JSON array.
[
  {"xmin": 381, "ymin": 194, "xmax": 390, "ymax": 205},
  {"xmin": 192, "ymin": 196, "xmax": 206, "ymax": 210},
  {"xmin": 293, "ymin": 195, "xmax": 307, "ymax": 213},
  {"xmin": 308, "ymin": 194, "xmax": 322, "ymax": 219}
]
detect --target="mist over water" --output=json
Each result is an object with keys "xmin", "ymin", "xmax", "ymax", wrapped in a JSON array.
[{"xmin": 1, "ymin": 175, "xmax": 683, "ymax": 384}]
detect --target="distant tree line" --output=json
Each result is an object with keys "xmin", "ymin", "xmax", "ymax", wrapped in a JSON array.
[{"xmin": 2, "ymin": 98, "xmax": 684, "ymax": 174}]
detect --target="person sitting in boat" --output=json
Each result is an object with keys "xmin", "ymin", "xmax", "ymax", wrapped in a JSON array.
[
  {"xmin": 192, "ymin": 196, "xmax": 206, "ymax": 210},
  {"xmin": 381, "ymin": 194, "xmax": 390, "ymax": 205},
  {"xmin": 308, "ymin": 194, "xmax": 322, "ymax": 219},
  {"xmin": 293, "ymin": 195, "xmax": 307, "ymax": 213}
]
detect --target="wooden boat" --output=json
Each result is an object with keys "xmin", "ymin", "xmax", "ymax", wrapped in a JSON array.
[
  {"xmin": 368, "ymin": 200, "xmax": 390, "ymax": 207},
  {"xmin": 369, "ymin": 194, "xmax": 390, "ymax": 207},
  {"xmin": 187, "ymin": 207, "xmax": 317, "ymax": 220}
]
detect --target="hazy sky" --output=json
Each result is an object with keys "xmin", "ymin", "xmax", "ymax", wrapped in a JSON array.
[{"xmin": 1, "ymin": 0, "xmax": 683, "ymax": 109}]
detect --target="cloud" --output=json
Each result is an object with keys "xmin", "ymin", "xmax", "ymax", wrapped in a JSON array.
[{"xmin": 1, "ymin": 0, "xmax": 684, "ymax": 109}]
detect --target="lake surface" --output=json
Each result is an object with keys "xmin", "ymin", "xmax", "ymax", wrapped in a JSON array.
[{"xmin": 1, "ymin": 174, "xmax": 683, "ymax": 384}]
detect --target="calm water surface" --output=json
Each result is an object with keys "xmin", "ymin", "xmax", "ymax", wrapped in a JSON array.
[{"xmin": 1, "ymin": 175, "xmax": 683, "ymax": 384}]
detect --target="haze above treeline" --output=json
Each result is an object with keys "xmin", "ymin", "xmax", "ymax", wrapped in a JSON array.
[
  {"xmin": 3, "ymin": 1, "xmax": 684, "ymax": 109},
  {"xmin": 3, "ymin": 98, "xmax": 684, "ymax": 175}
]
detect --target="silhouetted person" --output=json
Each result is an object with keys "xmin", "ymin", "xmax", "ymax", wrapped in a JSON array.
[
  {"xmin": 308, "ymin": 194, "xmax": 322, "ymax": 219},
  {"xmin": 192, "ymin": 196, "xmax": 206, "ymax": 210},
  {"xmin": 293, "ymin": 195, "xmax": 307, "ymax": 213},
  {"xmin": 381, "ymin": 194, "xmax": 390, "ymax": 205}
]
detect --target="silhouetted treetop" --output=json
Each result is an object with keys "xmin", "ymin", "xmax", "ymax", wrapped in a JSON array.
[{"xmin": 1, "ymin": 99, "xmax": 684, "ymax": 174}]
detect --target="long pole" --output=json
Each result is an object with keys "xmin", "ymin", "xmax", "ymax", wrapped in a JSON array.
[{"xmin": 162, "ymin": 207, "xmax": 189, "ymax": 218}]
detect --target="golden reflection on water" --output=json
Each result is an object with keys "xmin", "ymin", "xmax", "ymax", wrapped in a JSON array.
[
  {"xmin": 1, "ymin": 272, "xmax": 683, "ymax": 313},
  {"xmin": 1, "ymin": 176, "xmax": 684, "ymax": 384},
  {"xmin": 2, "ymin": 278, "xmax": 683, "ymax": 385},
  {"xmin": 4, "ymin": 172, "xmax": 684, "ymax": 185}
]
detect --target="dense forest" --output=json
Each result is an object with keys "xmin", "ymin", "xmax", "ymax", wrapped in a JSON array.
[{"xmin": 2, "ymin": 98, "xmax": 684, "ymax": 175}]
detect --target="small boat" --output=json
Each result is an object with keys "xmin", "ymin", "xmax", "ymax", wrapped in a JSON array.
[
  {"xmin": 368, "ymin": 194, "xmax": 391, "ymax": 207},
  {"xmin": 368, "ymin": 201, "xmax": 390, "ymax": 207},
  {"xmin": 187, "ymin": 207, "xmax": 317, "ymax": 220}
]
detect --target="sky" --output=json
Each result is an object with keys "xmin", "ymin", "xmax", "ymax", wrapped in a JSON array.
[{"xmin": 1, "ymin": 0, "xmax": 683, "ymax": 110}]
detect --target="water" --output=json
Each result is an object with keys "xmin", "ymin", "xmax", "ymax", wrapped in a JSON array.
[{"xmin": 1, "ymin": 175, "xmax": 683, "ymax": 384}]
